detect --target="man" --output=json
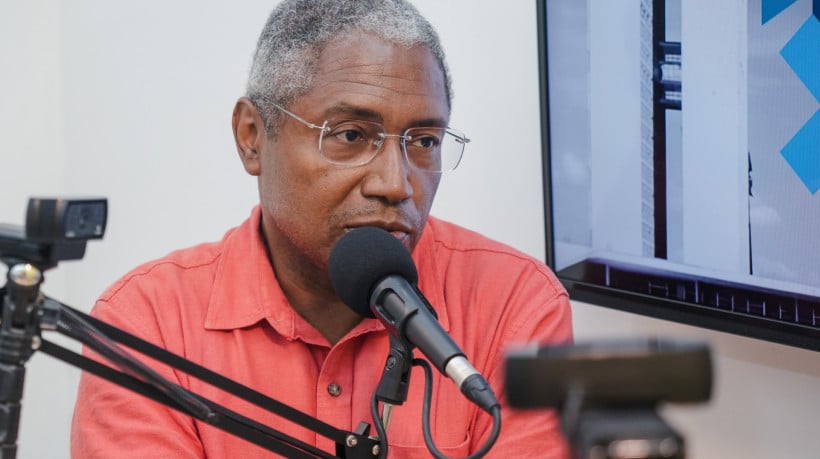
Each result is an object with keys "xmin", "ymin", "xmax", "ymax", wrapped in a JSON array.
[{"xmin": 71, "ymin": 0, "xmax": 572, "ymax": 457}]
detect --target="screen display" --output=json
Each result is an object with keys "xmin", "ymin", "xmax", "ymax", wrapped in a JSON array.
[{"xmin": 540, "ymin": 0, "xmax": 820, "ymax": 349}]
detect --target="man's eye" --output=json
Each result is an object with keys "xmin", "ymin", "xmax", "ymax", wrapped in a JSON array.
[
  {"xmin": 409, "ymin": 135, "xmax": 441, "ymax": 149},
  {"xmin": 335, "ymin": 129, "xmax": 365, "ymax": 142}
]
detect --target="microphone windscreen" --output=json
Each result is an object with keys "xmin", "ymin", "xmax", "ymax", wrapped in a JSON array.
[{"xmin": 328, "ymin": 227, "xmax": 418, "ymax": 318}]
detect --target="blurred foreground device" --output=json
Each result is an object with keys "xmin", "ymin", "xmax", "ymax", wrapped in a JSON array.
[
  {"xmin": 0, "ymin": 197, "xmax": 107, "ymax": 269},
  {"xmin": 505, "ymin": 338, "xmax": 712, "ymax": 459}
]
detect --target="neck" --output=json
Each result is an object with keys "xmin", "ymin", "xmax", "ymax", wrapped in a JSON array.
[
  {"xmin": 260, "ymin": 225, "xmax": 362, "ymax": 346},
  {"xmin": 275, "ymin": 267, "xmax": 363, "ymax": 345},
  {"xmin": 289, "ymin": 296, "xmax": 363, "ymax": 346}
]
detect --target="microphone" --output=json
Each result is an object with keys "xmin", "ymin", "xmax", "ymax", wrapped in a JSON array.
[{"xmin": 328, "ymin": 227, "xmax": 500, "ymax": 414}]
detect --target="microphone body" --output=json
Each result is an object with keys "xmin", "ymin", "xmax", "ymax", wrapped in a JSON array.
[
  {"xmin": 372, "ymin": 276, "xmax": 499, "ymax": 413},
  {"xmin": 372, "ymin": 276, "xmax": 468, "ymax": 382}
]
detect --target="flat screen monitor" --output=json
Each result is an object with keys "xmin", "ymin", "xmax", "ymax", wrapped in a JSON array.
[{"xmin": 538, "ymin": 0, "xmax": 820, "ymax": 350}]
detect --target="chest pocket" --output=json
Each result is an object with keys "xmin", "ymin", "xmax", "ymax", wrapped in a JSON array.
[{"xmin": 386, "ymin": 433, "xmax": 472, "ymax": 458}]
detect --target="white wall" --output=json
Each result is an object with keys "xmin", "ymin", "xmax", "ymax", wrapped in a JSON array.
[{"xmin": 2, "ymin": 1, "xmax": 820, "ymax": 458}]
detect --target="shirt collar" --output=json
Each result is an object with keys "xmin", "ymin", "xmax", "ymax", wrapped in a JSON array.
[{"xmin": 204, "ymin": 207, "xmax": 449, "ymax": 335}]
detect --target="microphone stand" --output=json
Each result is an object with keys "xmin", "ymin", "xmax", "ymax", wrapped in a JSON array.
[
  {"xmin": 0, "ymin": 264, "xmax": 42, "ymax": 458},
  {"xmin": 0, "ymin": 261, "xmax": 381, "ymax": 459}
]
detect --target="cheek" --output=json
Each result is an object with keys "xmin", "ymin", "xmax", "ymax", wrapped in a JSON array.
[
  {"xmin": 262, "ymin": 158, "xmax": 356, "ymax": 224},
  {"xmin": 264, "ymin": 163, "xmax": 317, "ymax": 213},
  {"xmin": 414, "ymin": 173, "xmax": 441, "ymax": 211}
]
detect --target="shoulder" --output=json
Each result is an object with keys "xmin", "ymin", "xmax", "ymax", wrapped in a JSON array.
[
  {"xmin": 90, "ymin": 239, "xmax": 227, "ymax": 342},
  {"xmin": 98, "ymin": 235, "xmax": 228, "ymax": 304},
  {"xmin": 420, "ymin": 217, "xmax": 573, "ymax": 365},
  {"xmin": 90, "ymin": 221, "xmax": 246, "ymax": 342},
  {"xmin": 422, "ymin": 217, "xmax": 563, "ymax": 292},
  {"xmin": 419, "ymin": 217, "xmax": 571, "ymax": 333},
  {"xmin": 98, "ymin": 207, "xmax": 260, "ymax": 307}
]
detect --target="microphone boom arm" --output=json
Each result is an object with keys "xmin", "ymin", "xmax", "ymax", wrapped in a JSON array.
[{"xmin": 0, "ymin": 262, "xmax": 381, "ymax": 459}]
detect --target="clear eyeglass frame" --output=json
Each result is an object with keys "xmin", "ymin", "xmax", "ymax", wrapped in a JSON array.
[{"xmin": 269, "ymin": 102, "xmax": 469, "ymax": 173}]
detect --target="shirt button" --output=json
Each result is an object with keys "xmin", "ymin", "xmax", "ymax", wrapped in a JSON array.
[{"xmin": 327, "ymin": 383, "xmax": 342, "ymax": 397}]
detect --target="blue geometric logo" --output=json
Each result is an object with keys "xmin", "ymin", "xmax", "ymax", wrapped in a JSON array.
[
  {"xmin": 762, "ymin": 0, "xmax": 800, "ymax": 23},
  {"xmin": 781, "ymin": 15, "xmax": 820, "ymax": 101},
  {"xmin": 764, "ymin": 0, "xmax": 820, "ymax": 193},
  {"xmin": 782, "ymin": 110, "xmax": 820, "ymax": 193}
]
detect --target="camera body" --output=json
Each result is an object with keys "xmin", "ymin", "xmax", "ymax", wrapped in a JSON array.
[
  {"xmin": 505, "ymin": 338, "xmax": 711, "ymax": 409},
  {"xmin": 0, "ymin": 197, "xmax": 107, "ymax": 269},
  {"xmin": 24, "ymin": 197, "xmax": 107, "ymax": 242},
  {"xmin": 505, "ymin": 339, "xmax": 712, "ymax": 459}
]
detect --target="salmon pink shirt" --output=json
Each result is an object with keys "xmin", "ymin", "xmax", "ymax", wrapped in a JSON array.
[{"xmin": 71, "ymin": 206, "xmax": 572, "ymax": 458}]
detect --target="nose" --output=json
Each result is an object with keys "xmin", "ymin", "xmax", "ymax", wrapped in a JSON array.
[{"xmin": 361, "ymin": 135, "xmax": 413, "ymax": 204}]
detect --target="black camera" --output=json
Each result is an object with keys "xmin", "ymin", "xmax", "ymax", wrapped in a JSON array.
[
  {"xmin": 505, "ymin": 338, "xmax": 712, "ymax": 459},
  {"xmin": 0, "ymin": 197, "xmax": 107, "ymax": 269}
]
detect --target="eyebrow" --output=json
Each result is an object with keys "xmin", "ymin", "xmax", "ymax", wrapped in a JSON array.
[{"xmin": 322, "ymin": 103, "xmax": 449, "ymax": 128}]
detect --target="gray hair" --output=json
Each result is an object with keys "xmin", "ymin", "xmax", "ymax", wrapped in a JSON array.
[{"xmin": 246, "ymin": 0, "xmax": 452, "ymax": 133}]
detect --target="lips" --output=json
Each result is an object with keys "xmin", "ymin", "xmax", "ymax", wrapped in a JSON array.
[{"xmin": 344, "ymin": 221, "xmax": 414, "ymax": 247}]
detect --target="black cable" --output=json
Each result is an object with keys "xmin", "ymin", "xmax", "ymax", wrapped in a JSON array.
[{"xmin": 416, "ymin": 358, "xmax": 502, "ymax": 459}]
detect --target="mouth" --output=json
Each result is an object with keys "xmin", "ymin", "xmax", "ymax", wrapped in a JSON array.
[{"xmin": 344, "ymin": 222, "xmax": 413, "ymax": 247}]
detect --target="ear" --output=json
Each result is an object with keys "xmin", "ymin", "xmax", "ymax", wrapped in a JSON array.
[{"xmin": 232, "ymin": 97, "xmax": 266, "ymax": 176}]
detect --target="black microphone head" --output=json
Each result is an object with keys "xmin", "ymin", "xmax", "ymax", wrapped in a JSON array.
[{"xmin": 328, "ymin": 227, "xmax": 418, "ymax": 318}]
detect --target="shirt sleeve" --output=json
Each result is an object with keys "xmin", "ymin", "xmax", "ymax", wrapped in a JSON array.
[{"xmin": 70, "ymin": 297, "xmax": 205, "ymax": 459}]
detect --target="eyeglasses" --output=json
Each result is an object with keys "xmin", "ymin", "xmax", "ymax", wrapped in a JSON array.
[{"xmin": 270, "ymin": 103, "xmax": 469, "ymax": 173}]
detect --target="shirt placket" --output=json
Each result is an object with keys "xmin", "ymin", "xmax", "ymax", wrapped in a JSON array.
[{"xmin": 314, "ymin": 339, "xmax": 356, "ymax": 453}]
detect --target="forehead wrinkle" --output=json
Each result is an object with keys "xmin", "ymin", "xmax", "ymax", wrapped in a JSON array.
[
  {"xmin": 316, "ymin": 40, "xmax": 442, "ymax": 83},
  {"xmin": 312, "ymin": 69, "xmax": 444, "ymax": 101},
  {"xmin": 318, "ymin": 61, "xmax": 430, "ymax": 85}
]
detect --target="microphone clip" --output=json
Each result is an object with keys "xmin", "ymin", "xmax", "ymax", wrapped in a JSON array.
[
  {"xmin": 375, "ymin": 334, "xmax": 414, "ymax": 406},
  {"xmin": 371, "ymin": 277, "xmax": 427, "ymax": 406}
]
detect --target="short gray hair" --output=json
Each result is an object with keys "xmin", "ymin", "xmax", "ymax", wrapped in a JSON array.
[{"xmin": 246, "ymin": 0, "xmax": 452, "ymax": 132}]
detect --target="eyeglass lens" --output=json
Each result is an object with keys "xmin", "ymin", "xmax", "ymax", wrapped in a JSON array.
[{"xmin": 318, "ymin": 119, "xmax": 465, "ymax": 172}]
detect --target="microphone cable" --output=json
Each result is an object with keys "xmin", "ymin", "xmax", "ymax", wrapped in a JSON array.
[
  {"xmin": 417, "ymin": 358, "xmax": 502, "ymax": 459},
  {"xmin": 369, "ymin": 357, "xmax": 502, "ymax": 459},
  {"xmin": 370, "ymin": 390, "xmax": 390, "ymax": 459}
]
